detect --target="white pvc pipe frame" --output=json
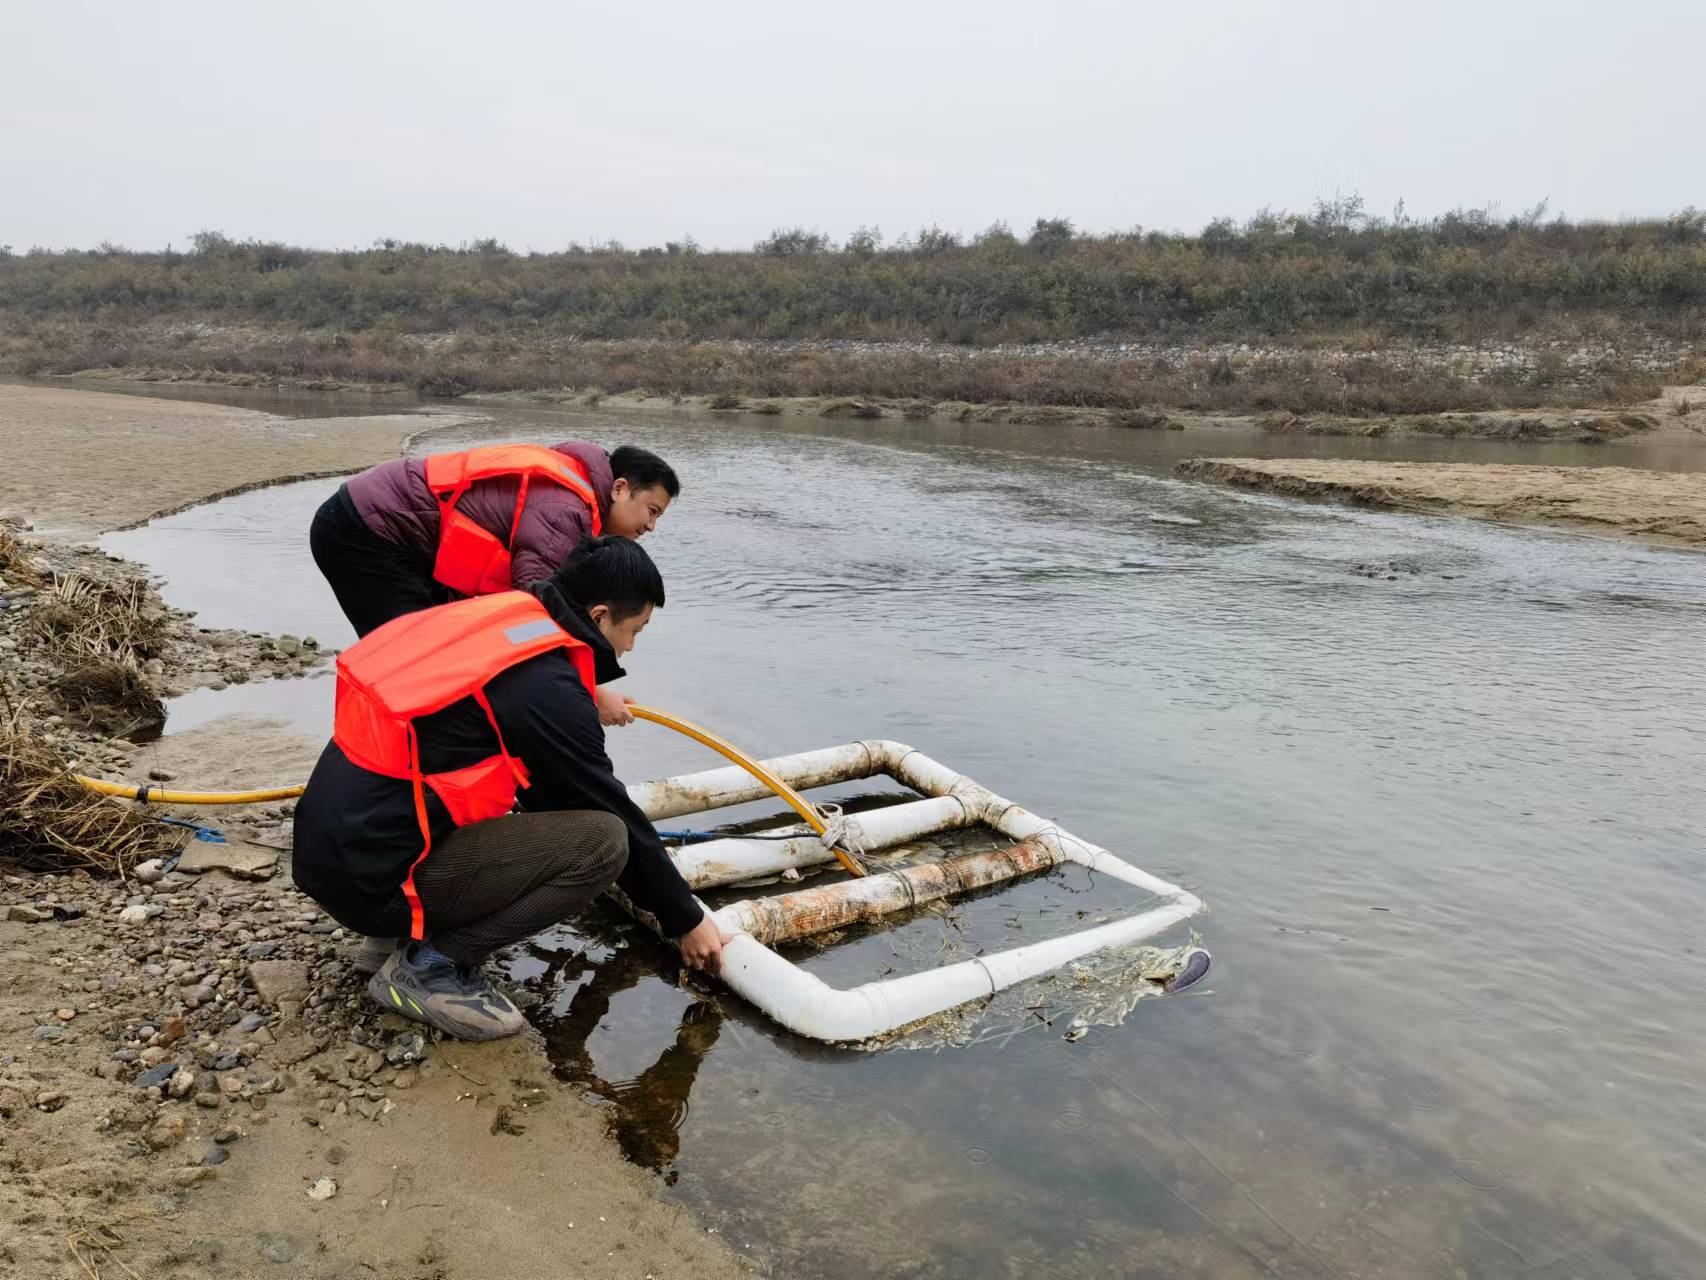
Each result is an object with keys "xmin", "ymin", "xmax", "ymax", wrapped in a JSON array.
[{"xmin": 624, "ymin": 740, "xmax": 1204, "ymax": 1044}]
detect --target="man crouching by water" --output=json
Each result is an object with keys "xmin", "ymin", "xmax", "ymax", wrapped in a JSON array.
[{"xmin": 292, "ymin": 537, "xmax": 729, "ymax": 1040}]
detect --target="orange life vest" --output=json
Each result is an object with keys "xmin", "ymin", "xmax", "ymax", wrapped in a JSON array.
[
  {"xmin": 423, "ymin": 444, "xmax": 604, "ymax": 596},
  {"xmin": 332, "ymin": 591, "xmax": 597, "ymax": 940}
]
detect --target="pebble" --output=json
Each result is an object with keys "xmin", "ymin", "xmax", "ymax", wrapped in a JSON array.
[
  {"xmin": 168, "ymin": 1068, "xmax": 197, "ymax": 1099},
  {"xmin": 35, "ymin": 1090, "xmax": 69, "ymax": 1112},
  {"xmin": 32, "ymin": 1025, "xmax": 64, "ymax": 1041},
  {"xmin": 307, "ymin": 1176, "xmax": 338, "ymax": 1201},
  {"xmin": 8, "ymin": 905, "xmax": 53, "ymax": 924},
  {"xmin": 201, "ymin": 1146, "xmax": 230, "ymax": 1166},
  {"xmin": 55, "ymin": 1008, "xmax": 75, "ymax": 1021},
  {"xmin": 136, "ymin": 1062, "xmax": 177, "ymax": 1090},
  {"xmin": 132, "ymin": 859, "xmax": 167, "ymax": 884}
]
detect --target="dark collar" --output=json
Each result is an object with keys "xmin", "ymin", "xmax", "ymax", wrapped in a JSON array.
[{"xmin": 528, "ymin": 580, "xmax": 626, "ymax": 684}]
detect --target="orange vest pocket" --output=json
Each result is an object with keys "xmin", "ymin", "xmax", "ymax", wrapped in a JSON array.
[
  {"xmin": 424, "ymin": 755, "xmax": 520, "ymax": 827},
  {"xmin": 434, "ymin": 509, "xmax": 513, "ymax": 596}
]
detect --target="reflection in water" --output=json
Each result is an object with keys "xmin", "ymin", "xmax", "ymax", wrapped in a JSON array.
[
  {"xmin": 528, "ymin": 929, "xmax": 723, "ymax": 1184},
  {"xmin": 104, "ymin": 391, "xmax": 1706, "ymax": 1280}
]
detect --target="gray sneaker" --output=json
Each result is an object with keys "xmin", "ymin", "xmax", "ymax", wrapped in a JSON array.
[
  {"xmin": 366, "ymin": 944, "xmax": 526, "ymax": 1041},
  {"xmin": 352, "ymin": 936, "xmax": 398, "ymax": 976}
]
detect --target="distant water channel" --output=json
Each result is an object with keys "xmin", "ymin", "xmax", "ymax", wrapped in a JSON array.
[{"xmin": 105, "ymin": 389, "xmax": 1706, "ymax": 1279}]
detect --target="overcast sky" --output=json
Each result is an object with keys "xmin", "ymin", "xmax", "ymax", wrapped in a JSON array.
[{"xmin": 3, "ymin": 0, "xmax": 1701, "ymax": 251}]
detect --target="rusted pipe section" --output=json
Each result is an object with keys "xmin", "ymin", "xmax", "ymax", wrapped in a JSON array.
[{"xmin": 719, "ymin": 838, "xmax": 1059, "ymax": 945}]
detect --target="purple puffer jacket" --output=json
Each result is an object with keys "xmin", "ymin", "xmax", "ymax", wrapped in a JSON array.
[{"xmin": 345, "ymin": 441, "xmax": 614, "ymax": 588}]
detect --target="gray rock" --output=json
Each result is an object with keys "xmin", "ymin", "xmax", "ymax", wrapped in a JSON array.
[
  {"xmin": 175, "ymin": 842, "xmax": 278, "ymax": 881},
  {"xmin": 244, "ymin": 942, "xmax": 281, "ymax": 960},
  {"xmin": 249, "ymin": 960, "xmax": 310, "ymax": 1006},
  {"xmin": 8, "ymin": 905, "xmax": 53, "ymax": 924},
  {"xmin": 238, "ymin": 1014, "xmax": 265, "ymax": 1032},
  {"xmin": 384, "ymin": 1034, "xmax": 425, "ymax": 1066},
  {"xmin": 168, "ymin": 1068, "xmax": 197, "ymax": 1099},
  {"xmin": 201, "ymin": 1146, "xmax": 229, "ymax": 1166},
  {"xmin": 257, "ymin": 1237, "xmax": 297, "ymax": 1263},
  {"xmin": 136, "ymin": 1062, "xmax": 177, "ymax": 1090},
  {"xmin": 213, "ymin": 1053, "xmax": 242, "ymax": 1071},
  {"xmin": 33, "ymin": 1025, "xmax": 65, "ymax": 1042}
]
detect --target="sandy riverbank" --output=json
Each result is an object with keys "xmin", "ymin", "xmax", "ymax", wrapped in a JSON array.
[
  {"xmin": 0, "ymin": 382, "xmax": 480, "ymax": 536},
  {"xmin": 0, "ymin": 383, "xmax": 753, "ymax": 1279},
  {"xmin": 1177, "ymin": 457, "xmax": 1706, "ymax": 547}
]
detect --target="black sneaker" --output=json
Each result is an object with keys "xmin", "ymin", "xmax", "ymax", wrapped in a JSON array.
[{"xmin": 366, "ymin": 944, "xmax": 525, "ymax": 1041}]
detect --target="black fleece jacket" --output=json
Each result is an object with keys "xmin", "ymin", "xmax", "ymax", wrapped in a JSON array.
[{"xmin": 291, "ymin": 581, "xmax": 702, "ymax": 939}]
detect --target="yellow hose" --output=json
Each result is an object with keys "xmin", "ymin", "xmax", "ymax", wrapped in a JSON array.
[
  {"xmin": 628, "ymin": 705, "xmax": 867, "ymax": 878},
  {"xmin": 74, "ymin": 704, "xmax": 868, "ymax": 877},
  {"xmin": 73, "ymin": 776, "xmax": 305, "ymax": 805}
]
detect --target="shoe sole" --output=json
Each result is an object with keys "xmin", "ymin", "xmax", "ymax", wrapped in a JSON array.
[{"xmin": 365, "ymin": 966, "xmax": 524, "ymax": 1042}]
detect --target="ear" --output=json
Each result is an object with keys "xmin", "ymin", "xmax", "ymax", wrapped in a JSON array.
[
  {"xmin": 611, "ymin": 477, "xmax": 631, "ymax": 500},
  {"xmin": 587, "ymin": 603, "xmax": 611, "ymax": 626}
]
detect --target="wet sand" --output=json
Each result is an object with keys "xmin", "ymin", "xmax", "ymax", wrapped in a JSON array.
[
  {"xmin": 1177, "ymin": 456, "xmax": 1706, "ymax": 547},
  {"xmin": 0, "ymin": 382, "xmax": 476, "ymax": 536}
]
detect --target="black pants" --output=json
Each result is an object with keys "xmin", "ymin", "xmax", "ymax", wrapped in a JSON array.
[
  {"xmin": 309, "ymin": 487, "xmax": 443, "ymax": 638},
  {"xmin": 411, "ymin": 809, "xmax": 629, "ymax": 965}
]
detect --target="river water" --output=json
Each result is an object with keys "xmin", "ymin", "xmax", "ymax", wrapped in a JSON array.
[{"xmin": 104, "ymin": 391, "xmax": 1706, "ymax": 1279}]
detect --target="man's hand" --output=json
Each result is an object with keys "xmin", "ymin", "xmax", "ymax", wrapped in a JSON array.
[
  {"xmin": 678, "ymin": 914, "xmax": 734, "ymax": 975},
  {"xmin": 595, "ymin": 686, "xmax": 635, "ymax": 727}
]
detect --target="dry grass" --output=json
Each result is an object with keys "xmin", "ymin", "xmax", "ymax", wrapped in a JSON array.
[
  {"xmin": 50, "ymin": 660, "xmax": 163, "ymax": 736},
  {"xmin": 0, "ymin": 699, "xmax": 173, "ymax": 876},
  {"xmin": 31, "ymin": 573, "xmax": 166, "ymax": 666},
  {"xmin": 1, "ymin": 320, "xmax": 1671, "ymax": 416},
  {"xmin": 30, "ymin": 573, "xmax": 167, "ymax": 735},
  {"xmin": 0, "ymin": 523, "xmax": 46, "ymax": 588}
]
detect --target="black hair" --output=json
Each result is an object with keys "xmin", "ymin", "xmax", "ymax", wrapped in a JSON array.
[
  {"xmin": 610, "ymin": 445, "xmax": 681, "ymax": 499},
  {"xmin": 551, "ymin": 535, "xmax": 665, "ymax": 622}
]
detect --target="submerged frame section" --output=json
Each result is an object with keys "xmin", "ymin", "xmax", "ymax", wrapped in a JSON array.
[{"xmin": 624, "ymin": 740, "xmax": 1204, "ymax": 1043}]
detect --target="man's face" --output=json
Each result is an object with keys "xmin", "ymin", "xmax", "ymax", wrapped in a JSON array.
[
  {"xmin": 590, "ymin": 602, "xmax": 653, "ymax": 656},
  {"xmin": 607, "ymin": 481, "xmax": 671, "ymax": 539}
]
